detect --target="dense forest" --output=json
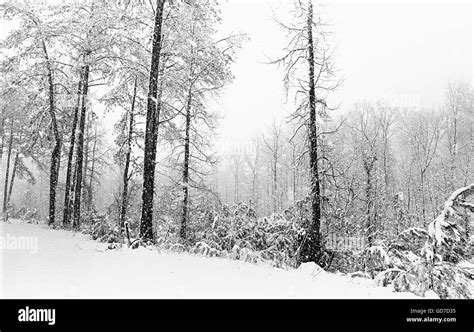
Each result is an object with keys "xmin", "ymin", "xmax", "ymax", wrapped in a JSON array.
[{"xmin": 0, "ymin": 0, "xmax": 473, "ymax": 299}]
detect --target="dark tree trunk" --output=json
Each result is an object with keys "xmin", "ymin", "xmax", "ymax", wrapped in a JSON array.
[
  {"xmin": 63, "ymin": 70, "xmax": 83, "ymax": 226},
  {"xmin": 120, "ymin": 78, "xmax": 137, "ymax": 232},
  {"xmin": 273, "ymin": 156, "xmax": 277, "ymax": 211},
  {"xmin": 140, "ymin": 0, "xmax": 165, "ymax": 242},
  {"xmin": 299, "ymin": 0, "xmax": 322, "ymax": 264},
  {"xmin": 6, "ymin": 149, "xmax": 19, "ymax": 207},
  {"xmin": 180, "ymin": 88, "xmax": 192, "ymax": 239},
  {"xmin": 44, "ymin": 41, "xmax": 62, "ymax": 226},
  {"xmin": 3, "ymin": 124, "xmax": 13, "ymax": 214},
  {"xmin": 72, "ymin": 64, "xmax": 90, "ymax": 229},
  {"xmin": 0, "ymin": 109, "xmax": 4, "ymax": 168},
  {"xmin": 88, "ymin": 123, "xmax": 98, "ymax": 208},
  {"xmin": 364, "ymin": 161, "xmax": 376, "ymax": 247},
  {"xmin": 82, "ymin": 116, "xmax": 90, "ymax": 209}
]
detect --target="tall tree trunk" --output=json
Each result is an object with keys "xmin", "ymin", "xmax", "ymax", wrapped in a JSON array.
[
  {"xmin": 273, "ymin": 155, "xmax": 277, "ymax": 211},
  {"xmin": 0, "ymin": 109, "xmax": 4, "ymax": 172},
  {"xmin": 449, "ymin": 107, "xmax": 458, "ymax": 191},
  {"xmin": 63, "ymin": 70, "xmax": 83, "ymax": 225},
  {"xmin": 3, "ymin": 124, "xmax": 13, "ymax": 214},
  {"xmin": 0, "ymin": 111, "xmax": 4, "ymax": 210},
  {"xmin": 88, "ymin": 123, "xmax": 98, "ymax": 208},
  {"xmin": 180, "ymin": 88, "xmax": 192, "ymax": 240},
  {"xmin": 82, "ymin": 115, "xmax": 90, "ymax": 210},
  {"xmin": 6, "ymin": 149, "xmax": 19, "ymax": 208},
  {"xmin": 421, "ymin": 170, "xmax": 426, "ymax": 225},
  {"xmin": 365, "ymin": 164, "xmax": 375, "ymax": 247},
  {"xmin": 300, "ymin": 0, "xmax": 322, "ymax": 264},
  {"xmin": 120, "ymin": 78, "xmax": 137, "ymax": 232},
  {"xmin": 72, "ymin": 64, "xmax": 90, "ymax": 229},
  {"xmin": 43, "ymin": 41, "xmax": 62, "ymax": 226},
  {"xmin": 140, "ymin": 0, "xmax": 165, "ymax": 242}
]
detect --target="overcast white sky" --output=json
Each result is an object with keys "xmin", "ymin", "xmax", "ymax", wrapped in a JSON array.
[
  {"xmin": 0, "ymin": 0, "xmax": 472, "ymax": 154},
  {"xmin": 214, "ymin": 0, "xmax": 473, "ymax": 152}
]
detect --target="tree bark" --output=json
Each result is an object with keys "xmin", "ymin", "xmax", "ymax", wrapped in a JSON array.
[
  {"xmin": 72, "ymin": 64, "xmax": 90, "ymax": 229},
  {"xmin": 0, "ymin": 109, "xmax": 4, "ymax": 172},
  {"xmin": 63, "ymin": 70, "xmax": 83, "ymax": 225},
  {"xmin": 43, "ymin": 40, "xmax": 62, "ymax": 226},
  {"xmin": 2, "ymin": 124, "xmax": 13, "ymax": 214},
  {"xmin": 120, "ymin": 78, "xmax": 137, "ymax": 232},
  {"xmin": 140, "ymin": 0, "xmax": 165, "ymax": 242},
  {"xmin": 6, "ymin": 149, "xmax": 19, "ymax": 208},
  {"xmin": 299, "ymin": 0, "xmax": 322, "ymax": 264},
  {"xmin": 364, "ymin": 162, "xmax": 376, "ymax": 247},
  {"xmin": 180, "ymin": 88, "xmax": 192, "ymax": 240},
  {"xmin": 82, "ymin": 115, "xmax": 90, "ymax": 209},
  {"xmin": 88, "ymin": 123, "xmax": 98, "ymax": 208}
]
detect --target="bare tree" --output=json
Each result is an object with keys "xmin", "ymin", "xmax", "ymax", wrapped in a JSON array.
[
  {"xmin": 263, "ymin": 121, "xmax": 284, "ymax": 213},
  {"xmin": 140, "ymin": 0, "xmax": 166, "ymax": 242},
  {"xmin": 271, "ymin": 0, "xmax": 340, "ymax": 263},
  {"xmin": 402, "ymin": 109, "xmax": 442, "ymax": 224}
]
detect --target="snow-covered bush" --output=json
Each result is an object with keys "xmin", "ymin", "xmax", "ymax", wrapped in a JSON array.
[
  {"xmin": 363, "ymin": 244, "xmax": 391, "ymax": 277},
  {"xmin": 81, "ymin": 212, "xmax": 122, "ymax": 244},
  {"xmin": 374, "ymin": 184, "xmax": 474, "ymax": 299},
  {"xmin": 184, "ymin": 202, "xmax": 304, "ymax": 267},
  {"xmin": 9, "ymin": 206, "xmax": 41, "ymax": 224}
]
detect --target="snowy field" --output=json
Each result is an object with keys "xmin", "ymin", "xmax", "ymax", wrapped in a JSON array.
[{"xmin": 0, "ymin": 220, "xmax": 420, "ymax": 299}]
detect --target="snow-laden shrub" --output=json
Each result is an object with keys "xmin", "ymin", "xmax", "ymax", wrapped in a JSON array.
[
  {"xmin": 185, "ymin": 202, "xmax": 304, "ymax": 267},
  {"xmin": 389, "ymin": 227, "xmax": 429, "ymax": 255},
  {"xmin": 81, "ymin": 212, "xmax": 122, "ymax": 244},
  {"xmin": 191, "ymin": 241, "xmax": 221, "ymax": 257},
  {"xmin": 374, "ymin": 184, "xmax": 474, "ymax": 299},
  {"xmin": 363, "ymin": 244, "xmax": 391, "ymax": 277},
  {"xmin": 9, "ymin": 206, "xmax": 41, "ymax": 224},
  {"xmin": 430, "ymin": 263, "xmax": 472, "ymax": 299}
]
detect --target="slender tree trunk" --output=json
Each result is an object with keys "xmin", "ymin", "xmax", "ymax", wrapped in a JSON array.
[
  {"xmin": 450, "ymin": 109, "xmax": 458, "ymax": 191},
  {"xmin": 63, "ymin": 70, "xmax": 83, "ymax": 225},
  {"xmin": 73, "ymin": 64, "xmax": 90, "ymax": 229},
  {"xmin": 421, "ymin": 170, "xmax": 426, "ymax": 225},
  {"xmin": 140, "ymin": 0, "xmax": 165, "ymax": 242},
  {"xmin": 273, "ymin": 155, "xmax": 277, "ymax": 211},
  {"xmin": 6, "ymin": 149, "xmax": 19, "ymax": 208},
  {"xmin": 82, "ymin": 116, "xmax": 90, "ymax": 209},
  {"xmin": 43, "ymin": 41, "xmax": 62, "ymax": 226},
  {"xmin": 180, "ymin": 88, "xmax": 192, "ymax": 239},
  {"xmin": 3, "ymin": 124, "xmax": 13, "ymax": 214},
  {"xmin": 365, "ymin": 164, "xmax": 375, "ymax": 247},
  {"xmin": 299, "ymin": 0, "xmax": 322, "ymax": 264},
  {"xmin": 88, "ymin": 123, "xmax": 98, "ymax": 208},
  {"xmin": 0, "ymin": 110, "xmax": 4, "ymax": 171},
  {"xmin": 120, "ymin": 79, "xmax": 137, "ymax": 232},
  {"xmin": 0, "ymin": 112, "xmax": 4, "ymax": 212}
]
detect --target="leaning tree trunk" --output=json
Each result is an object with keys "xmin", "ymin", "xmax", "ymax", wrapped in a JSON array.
[
  {"xmin": 72, "ymin": 64, "xmax": 90, "ymax": 229},
  {"xmin": 140, "ymin": 0, "xmax": 166, "ymax": 242},
  {"xmin": 6, "ymin": 149, "xmax": 19, "ymax": 208},
  {"xmin": 63, "ymin": 70, "xmax": 83, "ymax": 226},
  {"xmin": 299, "ymin": 0, "xmax": 322, "ymax": 264},
  {"xmin": 180, "ymin": 88, "xmax": 192, "ymax": 240},
  {"xmin": 2, "ymin": 124, "xmax": 13, "ymax": 214},
  {"xmin": 119, "ymin": 78, "xmax": 137, "ymax": 232},
  {"xmin": 43, "ymin": 41, "xmax": 62, "ymax": 226}
]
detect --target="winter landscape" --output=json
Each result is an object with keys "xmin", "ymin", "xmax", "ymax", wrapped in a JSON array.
[{"xmin": 0, "ymin": 0, "xmax": 473, "ymax": 300}]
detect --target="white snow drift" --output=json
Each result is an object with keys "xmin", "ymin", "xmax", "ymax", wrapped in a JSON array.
[{"xmin": 0, "ymin": 220, "xmax": 418, "ymax": 299}]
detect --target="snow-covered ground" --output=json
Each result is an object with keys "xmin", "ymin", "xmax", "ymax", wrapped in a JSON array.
[{"xmin": 0, "ymin": 220, "xmax": 419, "ymax": 299}]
